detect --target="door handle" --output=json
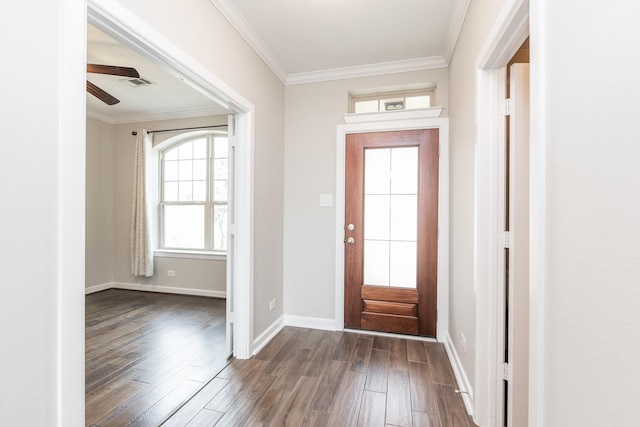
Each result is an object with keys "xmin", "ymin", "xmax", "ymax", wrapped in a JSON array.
[{"xmin": 346, "ymin": 237, "xmax": 355, "ymax": 245}]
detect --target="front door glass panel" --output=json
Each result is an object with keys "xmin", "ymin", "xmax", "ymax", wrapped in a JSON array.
[{"xmin": 363, "ymin": 146, "xmax": 418, "ymax": 288}]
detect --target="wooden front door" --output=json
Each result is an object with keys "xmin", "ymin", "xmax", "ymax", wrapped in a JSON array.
[{"xmin": 344, "ymin": 129, "xmax": 439, "ymax": 337}]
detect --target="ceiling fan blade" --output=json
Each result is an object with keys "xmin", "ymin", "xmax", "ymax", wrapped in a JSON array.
[
  {"xmin": 87, "ymin": 81, "xmax": 120, "ymax": 105},
  {"xmin": 87, "ymin": 64, "xmax": 140, "ymax": 78}
]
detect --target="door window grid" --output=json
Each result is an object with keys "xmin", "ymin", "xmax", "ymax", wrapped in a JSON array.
[
  {"xmin": 363, "ymin": 146, "xmax": 419, "ymax": 288},
  {"xmin": 160, "ymin": 134, "xmax": 228, "ymax": 252}
]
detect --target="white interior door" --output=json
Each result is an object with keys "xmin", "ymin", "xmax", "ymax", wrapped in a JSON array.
[{"xmin": 506, "ymin": 63, "xmax": 530, "ymax": 427}]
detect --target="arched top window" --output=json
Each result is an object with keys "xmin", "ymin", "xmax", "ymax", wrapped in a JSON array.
[{"xmin": 158, "ymin": 131, "xmax": 228, "ymax": 252}]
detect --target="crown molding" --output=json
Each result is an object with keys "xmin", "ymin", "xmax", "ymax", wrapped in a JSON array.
[
  {"xmin": 286, "ymin": 57, "xmax": 448, "ymax": 86},
  {"xmin": 209, "ymin": 0, "xmax": 288, "ymax": 84},
  {"xmin": 209, "ymin": 0, "xmax": 463, "ymax": 86},
  {"xmin": 443, "ymin": 0, "xmax": 472, "ymax": 63},
  {"xmin": 86, "ymin": 105, "xmax": 229, "ymax": 125},
  {"xmin": 86, "ymin": 109, "xmax": 117, "ymax": 124}
]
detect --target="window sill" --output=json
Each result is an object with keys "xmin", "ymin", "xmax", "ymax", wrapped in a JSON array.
[{"xmin": 154, "ymin": 249, "xmax": 227, "ymax": 261}]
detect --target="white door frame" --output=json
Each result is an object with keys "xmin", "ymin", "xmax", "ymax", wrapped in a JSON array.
[
  {"xmin": 474, "ymin": 0, "xmax": 546, "ymax": 426},
  {"xmin": 59, "ymin": 0, "xmax": 256, "ymax": 421},
  {"xmin": 86, "ymin": 0, "xmax": 255, "ymax": 355},
  {"xmin": 334, "ymin": 114, "xmax": 449, "ymax": 341}
]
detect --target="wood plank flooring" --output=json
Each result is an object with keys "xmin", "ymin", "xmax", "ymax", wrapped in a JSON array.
[
  {"xmin": 86, "ymin": 289, "xmax": 229, "ymax": 427},
  {"xmin": 163, "ymin": 327, "xmax": 477, "ymax": 427}
]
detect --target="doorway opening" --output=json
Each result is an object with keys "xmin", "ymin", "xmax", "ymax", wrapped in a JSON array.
[
  {"xmin": 85, "ymin": 0, "xmax": 254, "ymax": 423},
  {"xmin": 473, "ymin": 0, "xmax": 531, "ymax": 424}
]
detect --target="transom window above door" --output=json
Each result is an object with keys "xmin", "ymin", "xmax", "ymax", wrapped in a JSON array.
[
  {"xmin": 159, "ymin": 132, "xmax": 228, "ymax": 253},
  {"xmin": 349, "ymin": 85, "xmax": 436, "ymax": 114}
]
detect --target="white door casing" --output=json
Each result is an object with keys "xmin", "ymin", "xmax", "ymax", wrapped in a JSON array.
[
  {"xmin": 335, "ymin": 113, "xmax": 449, "ymax": 342},
  {"xmin": 474, "ymin": 0, "xmax": 531, "ymax": 425}
]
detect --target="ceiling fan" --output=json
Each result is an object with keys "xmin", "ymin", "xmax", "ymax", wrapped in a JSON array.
[{"xmin": 86, "ymin": 64, "xmax": 140, "ymax": 105}]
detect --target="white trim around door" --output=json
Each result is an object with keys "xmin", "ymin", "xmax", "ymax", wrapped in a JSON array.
[
  {"xmin": 87, "ymin": 0, "xmax": 255, "ymax": 360},
  {"xmin": 473, "ymin": 1, "xmax": 541, "ymax": 426},
  {"xmin": 335, "ymin": 114, "xmax": 449, "ymax": 341}
]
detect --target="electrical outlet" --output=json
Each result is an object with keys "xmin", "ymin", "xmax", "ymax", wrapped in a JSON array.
[
  {"xmin": 460, "ymin": 333, "xmax": 467, "ymax": 353},
  {"xmin": 269, "ymin": 299, "xmax": 276, "ymax": 311},
  {"xmin": 167, "ymin": 270, "xmax": 175, "ymax": 277}
]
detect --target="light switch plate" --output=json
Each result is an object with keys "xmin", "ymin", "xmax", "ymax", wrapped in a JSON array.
[{"xmin": 320, "ymin": 194, "xmax": 333, "ymax": 207}]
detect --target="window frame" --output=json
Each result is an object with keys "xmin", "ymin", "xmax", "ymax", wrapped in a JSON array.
[
  {"xmin": 349, "ymin": 88, "xmax": 435, "ymax": 114},
  {"xmin": 155, "ymin": 130, "xmax": 229, "ymax": 256}
]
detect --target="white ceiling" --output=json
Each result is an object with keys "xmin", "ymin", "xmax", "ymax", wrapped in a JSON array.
[
  {"xmin": 87, "ymin": 1, "xmax": 469, "ymax": 122},
  {"xmin": 212, "ymin": 0, "xmax": 470, "ymax": 84},
  {"xmin": 86, "ymin": 24, "xmax": 229, "ymax": 124}
]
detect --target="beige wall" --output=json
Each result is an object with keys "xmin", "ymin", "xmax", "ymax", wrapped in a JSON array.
[
  {"xmin": 447, "ymin": 0, "xmax": 514, "ymax": 398},
  {"xmin": 540, "ymin": 1, "xmax": 640, "ymax": 425},
  {"xmin": 112, "ymin": 116, "xmax": 228, "ymax": 294},
  {"xmin": 283, "ymin": 69, "xmax": 448, "ymax": 321},
  {"xmin": 86, "ymin": 117, "xmax": 115, "ymax": 288},
  {"xmin": 85, "ymin": 116, "xmax": 229, "ymax": 295}
]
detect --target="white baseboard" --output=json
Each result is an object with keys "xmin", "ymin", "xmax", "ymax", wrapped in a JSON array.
[
  {"xmin": 444, "ymin": 332, "xmax": 474, "ymax": 417},
  {"xmin": 284, "ymin": 315, "xmax": 340, "ymax": 331},
  {"xmin": 85, "ymin": 282, "xmax": 226, "ymax": 299},
  {"xmin": 85, "ymin": 282, "xmax": 113, "ymax": 294},
  {"xmin": 252, "ymin": 316, "xmax": 285, "ymax": 356}
]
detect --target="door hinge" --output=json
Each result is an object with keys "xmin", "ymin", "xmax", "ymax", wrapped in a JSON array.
[
  {"xmin": 502, "ymin": 231, "xmax": 511, "ymax": 248},
  {"xmin": 228, "ymin": 115, "xmax": 236, "ymax": 136},
  {"xmin": 504, "ymin": 98, "xmax": 512, "ymax": 116},
  {"xmin": 499, "ymin": 362, "xmax": 512, "ymax": 381},
  {"xmin": 438, "ymin": 143, "xmax": 441, "ymax": 157}
]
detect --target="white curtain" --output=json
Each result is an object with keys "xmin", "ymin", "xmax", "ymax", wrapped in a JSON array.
[{"xmin": 130, "ymin": 129, "xmax": 154, "ymax": 277}]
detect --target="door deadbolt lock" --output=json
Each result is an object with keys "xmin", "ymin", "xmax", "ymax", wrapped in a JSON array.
[{"xmin": 347, "ymin": 223, "xmax": 355, "ymax": 231}]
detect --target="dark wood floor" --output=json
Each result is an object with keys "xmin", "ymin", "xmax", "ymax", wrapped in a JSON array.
[
  {"xmin": 86, "ymin": 289, "xmax": 229, "ymax": 427},
  {"xmin": 163, "ymin": 327, "xmax": 476, "ymax": 427}
]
